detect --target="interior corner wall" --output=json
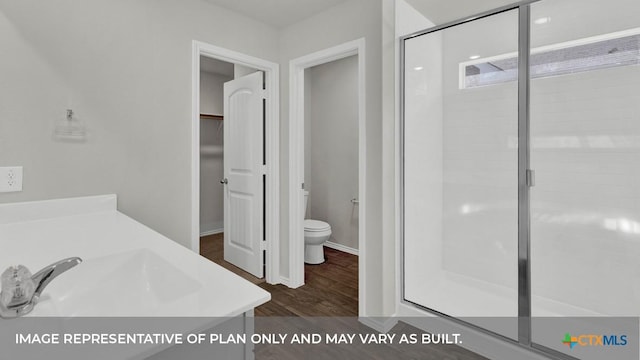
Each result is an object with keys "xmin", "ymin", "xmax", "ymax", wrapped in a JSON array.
[
  {"xmin": 278, "ymin": 0, "xmax": 384, "ymax": 315},
  {"xmin": 0, "ymin": 0, "xmax": 278, "ymax": 248}
]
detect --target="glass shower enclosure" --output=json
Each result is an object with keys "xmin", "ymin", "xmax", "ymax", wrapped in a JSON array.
[{"xmin": 401, "ymin": 0, "xmax": 640, "ymax": 359}]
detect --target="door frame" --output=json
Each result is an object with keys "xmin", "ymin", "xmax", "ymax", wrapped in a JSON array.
[
  {"xmin": 191, "ymin": 40, "xmax": 280, "ymax": 284},
  {"xmin": 288, "ymin": 38, "xmax": 366, "ymax": 314}
]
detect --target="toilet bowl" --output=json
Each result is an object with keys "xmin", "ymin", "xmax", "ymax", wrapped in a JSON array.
[
  {"xmin": 303, "ymin": 191, "xmax": 332, "ymax": 264},
  {"xmin": 304, "ymin": 219, "xmax": 331, "ymax": 264}
]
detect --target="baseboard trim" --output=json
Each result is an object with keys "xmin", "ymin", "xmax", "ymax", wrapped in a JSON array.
[
  {"xmin": 325, "ymin": 241, "xmax": 359, "ymax": 256},
  {"xmin": 200, "ymin": 227, "xmax": 223, "ymax": 237},
  {"xmin": 358, "ymin": 316, "xmax": 398, "ymax": 333},
  {"xmin": 279, "ymin": 276, "xmax": 291, "ymax": 288}
]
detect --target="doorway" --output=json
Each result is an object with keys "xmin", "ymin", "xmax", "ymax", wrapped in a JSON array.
[
  {"xmin": 198, "ymin": 57, "xmax": 232, "ymax": 239},
  {"xmin": 288, "ymin": 39, "xmax": 366, "ymax": 316},
  {"xmin": 191, "ymin": 41, "xmax": 280, "ymax": 284},
  {"xmin": 198, "ymin": 57, "xmax": 263, "ymax": 282},
  {"xmin": 304, "ymin": 56, "xmax": 359, "ymax": 256}
]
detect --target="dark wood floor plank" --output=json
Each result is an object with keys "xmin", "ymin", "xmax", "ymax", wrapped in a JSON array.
[
  {"xmin": 200, "ymin": 234, "xmax": 265, "ymax": 285},
  {"xmin": 200, "ymin": 235, "xmax": 487, "ymax": 359},
  {"xmin": 200, "ymin": 235, "xmax": 359, "ymax": 316}
]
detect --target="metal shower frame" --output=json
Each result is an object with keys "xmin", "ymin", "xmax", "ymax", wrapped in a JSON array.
[{"xmin": 399, "ymin": 1, "xmax": 579, "ymax": 359}]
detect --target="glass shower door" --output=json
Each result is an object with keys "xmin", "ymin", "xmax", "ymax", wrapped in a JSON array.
[
  {"xmin": 403, "ymin": 9, "xmax": 520, "ymax": 339},
  {"xmin": 529, "ymin": 0, "xmax": 640, "ymax": 357}
]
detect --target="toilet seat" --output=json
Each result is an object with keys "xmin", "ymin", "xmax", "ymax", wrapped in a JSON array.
[{"xmin": 304, "ymin": 219, "xmax": 331, "ymax": 232}]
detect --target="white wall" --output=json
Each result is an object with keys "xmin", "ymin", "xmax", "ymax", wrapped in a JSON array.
[
  {"xmin": 0, "ymin": 0, "xmax": 278, "ymax": 248},
  {"xmin": 0, "ymin": 0, "xmax": 425, "ymax": 321},
  {"xmin": 1, "ymin": 0, "xmax": 384, "ymax": 313},
  {"xmin": 200, "ymin": 70, "xmax": 230, "ymax": 235},
  {"xmin": 305, "ymin": 56, "xmax": 359, "ymax": 251},
  {"xmin": 279, "ymin": 0, "xmax": 384, "ymax": 315}
]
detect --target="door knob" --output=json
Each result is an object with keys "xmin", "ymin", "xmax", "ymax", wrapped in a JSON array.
[{"xmin": 220, "ymin": 178, "xmax": 228, "ymax": 184}]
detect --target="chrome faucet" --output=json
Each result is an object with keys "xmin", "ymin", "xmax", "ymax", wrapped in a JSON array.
[{"xmin": 0, "ymin": 257, "xmax": 82, "ymax": 318}]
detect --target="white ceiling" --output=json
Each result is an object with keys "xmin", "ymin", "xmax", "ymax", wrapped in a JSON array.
[
  {"xmin": 202, "ymin": 0, "xmax": 348, "ymax": 28},
  {"xmin": 405, "ymin": 0, "xmax": 518, "ymax": 25},
  {"xmin": 203, "ymin": 0, "xmax": 523, "ymax": 30}
]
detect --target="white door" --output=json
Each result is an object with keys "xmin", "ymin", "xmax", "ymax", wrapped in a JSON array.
[{"xmin": 222, "ymin": 71, "xmax": 265, "ymax": 278}]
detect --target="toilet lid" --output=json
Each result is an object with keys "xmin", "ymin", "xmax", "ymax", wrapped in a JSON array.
[{"xmin": 304, "ymin": 219, "xmax": 331, "ymax": 232}]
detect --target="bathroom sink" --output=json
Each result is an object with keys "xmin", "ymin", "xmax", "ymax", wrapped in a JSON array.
[
  {"xmin": 0, "ymin": 195, "xmax": 271, "ymax": 359},
  {"xmin": 0, "ymin": 195, "xmax": 270, "ymax": 320},
  {"xmin": 31, "ymin": 249, "xmax": 202, "ymax": 317}
]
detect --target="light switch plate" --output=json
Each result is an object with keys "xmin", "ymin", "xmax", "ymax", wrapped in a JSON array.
[{"xmin": 0, "ymin": 166, "xmax": 23, "ymax": 193}]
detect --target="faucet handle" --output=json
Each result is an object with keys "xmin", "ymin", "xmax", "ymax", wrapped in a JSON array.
[
  {"xmin": 0, "ymin": 257, "xmax": 81, "ymax": 318},
  {"xmin": 1, "ymin": 265, "xmax": 36, "ymax": 309}
]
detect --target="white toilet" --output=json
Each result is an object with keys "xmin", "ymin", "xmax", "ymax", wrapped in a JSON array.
[{"xmin": 304, "ymin": 191, "xmax": 332, "ymax": 264}]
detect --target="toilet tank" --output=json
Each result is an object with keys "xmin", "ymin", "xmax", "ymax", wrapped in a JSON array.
[{"xmin": 304, "ymin": 191, "xmax": 309, "ymax": 218}]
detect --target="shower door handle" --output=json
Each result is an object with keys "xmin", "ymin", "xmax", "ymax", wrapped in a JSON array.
[{"xmin": 526, "ymin": 169, "xmax": 535, "ymax": 187}]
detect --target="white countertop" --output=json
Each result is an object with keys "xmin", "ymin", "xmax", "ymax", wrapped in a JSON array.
[{"xmin": 0, "ymin": 195, "xmax": 270, "ymax": 318}]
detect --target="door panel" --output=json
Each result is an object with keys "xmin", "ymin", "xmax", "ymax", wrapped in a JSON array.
[
  {"xmin": 223, "ymin": 71, "xmax": 264, "ymax": 278},
  {"xmin": 403, "ymin": 9, "xmax": 519, "ymax": 339},
  {"xmin": 529, "ymin": 0, "xmax": 640, "ymax": 355}
]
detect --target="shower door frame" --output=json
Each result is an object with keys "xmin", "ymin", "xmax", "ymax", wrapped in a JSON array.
[{"xmin": 399, "ymin": 1, "xmax": 578, "ymax": 359}]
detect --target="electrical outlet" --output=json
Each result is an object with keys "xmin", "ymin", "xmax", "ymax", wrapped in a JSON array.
[{"xmin": 0, "ymin": 166, "xmax": 23, "ymax": 193}]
